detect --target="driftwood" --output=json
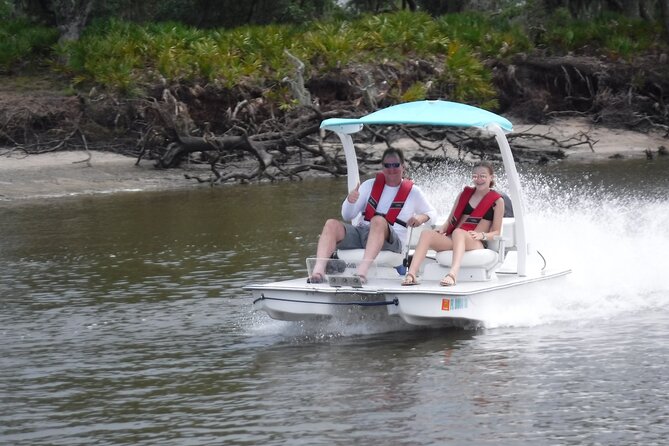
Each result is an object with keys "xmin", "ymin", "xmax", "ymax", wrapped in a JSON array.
[
  {"xmin": 134, "ymin": 84, "xmax": 610, "ymax": 184},
  {"xmin": 139, "ymin": 89, "xmax": 357, "ymax": 183}
]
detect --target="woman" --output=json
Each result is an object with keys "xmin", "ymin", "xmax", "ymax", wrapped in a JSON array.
[{"xmin": 401, "ymin": 161, "xmax": 505, "ymax": 286}]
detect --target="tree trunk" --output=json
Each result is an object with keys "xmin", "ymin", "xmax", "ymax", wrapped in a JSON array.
[
  {"xmin": 55, "ymin": 0, "xmax": 95, "ymax": 43},
  {"xmin": 612, "ymin": 0, "xmax": 641, "ymax": 18},
  {"xmin": 661, "ymin": 0, "xmax": 669, "ymax": 43},
  {"xmin": 16, "ymin": 0, "xmax": 96, "ymax": 42},
  {"xmin": 402, "ymin": 0, "xmax": 417, "ymax": 11},
  {"xmin": 638, "ymin": 0, "xmax": 655, "ymax": 20}
]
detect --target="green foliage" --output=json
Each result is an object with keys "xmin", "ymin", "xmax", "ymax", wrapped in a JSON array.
[
  {"xmin": 0, "ymin": 0, "xmax": 11, "ymax": 21},
  {"xmin": 53, "ymin": 10, "xmax": 517, "ymax": 103},
  {"xmin": 0, "ymin": 19, "xmax": 59, "ymax": 71},
  {"xmin": 60, "ymin": 19, "xmax": 296, "ymax": 89},
  {"xmin": 435, "ymin": 11, "xmax": 532, "ymax": 58},
  {"xmin": 440, "ymin": 41, "xmax": 498, "ymax": 109},
  {"xmin": 299, "ymin": 21, "xmax": 361, "ymax": 69},
  {"xmin": 539, "ymin": 10, "xmax": 660, "ymax": 59},
  {"xmin": 90, "ymin": 0, "xmax": 343, "ymax": 29},
  {"xmin": 354, "ymin": 11, "xmax": 446, "ymax": 57},
  {"xmin": 399, "ymin": 82, "xmax": 429, "ymax": 103},
  {"xmin": 7, "ymin": 6, "xmax": 669, "ymax": 107}
]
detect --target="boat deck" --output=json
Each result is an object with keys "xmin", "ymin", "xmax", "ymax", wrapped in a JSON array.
[{"xmin": 246, "ymin": 267, "xmax": 571, "ymax": 297}]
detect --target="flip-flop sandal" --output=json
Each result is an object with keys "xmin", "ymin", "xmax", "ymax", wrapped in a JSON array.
[
  {"xmin": 307, "ymin": 272, "xmax": 324, "ymax": 284},
  {"xmin": 401, "ymin": 273, "xmax": 420, "ymax": 286},
  {"xmin": 440, "ymin": 273, "xmax": 457, "ymax": 287}
]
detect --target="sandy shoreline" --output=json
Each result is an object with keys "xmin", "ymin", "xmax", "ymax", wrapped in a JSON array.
[
  {"xmin": 0, "ymin": 150, "xmax": 202, "ymax": 202},
  {"xmin": 512, "ymin": 119, "xmax": 667, "ymax": 161},
  {"xmin": 1, "ymin": 118, "xmax": 667, "ymax": 202}
]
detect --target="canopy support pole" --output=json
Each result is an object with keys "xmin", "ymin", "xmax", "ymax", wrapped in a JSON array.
[
  {"xmin": 335, "ymin": 131, "xmax": 360, "ymax": 193},
  {"xmin": 488, "ymin": 124, "xmax": 529, "ymax": 276}
]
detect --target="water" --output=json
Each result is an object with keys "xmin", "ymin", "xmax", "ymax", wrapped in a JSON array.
[{"xmin": 1, "ymin": 158, "xmax": 668, "ymax": 445}]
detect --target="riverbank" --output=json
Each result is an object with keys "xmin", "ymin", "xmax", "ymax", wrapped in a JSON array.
[
  {"xmin": 0, "ymin": 150, "xmax": 202, "ymax": 202},
  {"xmin": 1, "ymin": 117, "xmax": 667, "ymax": 202},
  {"xmin": 512, "ymin": 118, "xmax": 668, "ymax": 161}
]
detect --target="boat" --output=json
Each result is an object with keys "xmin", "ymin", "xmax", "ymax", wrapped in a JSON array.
[{"xmin": 245, "ymin": 100, "xmax": 571, "ymax": 328}]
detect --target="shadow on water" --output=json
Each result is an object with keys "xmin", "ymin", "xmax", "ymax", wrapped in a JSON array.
[{"xmin": 250, "ymin": 324, "xmax": 477, "ymax": 359}]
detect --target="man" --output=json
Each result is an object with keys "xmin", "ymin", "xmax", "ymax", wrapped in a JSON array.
[{"xmin": 308, "ymin": 147, "xmax": 437, "ymax": 283}]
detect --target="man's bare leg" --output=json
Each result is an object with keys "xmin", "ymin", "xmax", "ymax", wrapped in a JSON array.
[
  {"xmin": 310, "ymin": 219, "xmax": 346, "ymax": 282},
  {"xmin": 356, "ymin": 216, "xmax": 390, "ymax": 280}
]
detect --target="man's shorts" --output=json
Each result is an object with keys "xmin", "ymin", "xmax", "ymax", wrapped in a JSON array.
[{"xmin": 336, "ymin": 223, "xmax": 403, "ymax": 253}]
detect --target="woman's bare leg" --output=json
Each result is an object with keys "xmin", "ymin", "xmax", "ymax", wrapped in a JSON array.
[
  {"xmin": 445, "ymin": 228, "xmax": 483, "ymax": 282},
  {"xmin": 405, "ymin": 230, "xmax": 453, "ymax": 279}
]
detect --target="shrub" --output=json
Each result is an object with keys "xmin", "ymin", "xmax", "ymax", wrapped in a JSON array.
[{"xmin": 0, "ymin": 19, "xmax": 59, "ymax": 71}]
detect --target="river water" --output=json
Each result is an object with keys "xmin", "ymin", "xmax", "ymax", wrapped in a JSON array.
[{"xmin": 1, "ymin": 158, "xmax": 668, "ymax": 445}]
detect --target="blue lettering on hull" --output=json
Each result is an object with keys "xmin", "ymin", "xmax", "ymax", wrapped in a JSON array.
[{"xmin": 441, "ymin": 297, "xmax": 468, "ymax": 311}]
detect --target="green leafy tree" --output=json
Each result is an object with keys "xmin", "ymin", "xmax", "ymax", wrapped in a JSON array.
[
  {"xmin": 15, "ymin": 0, "xmax": 94, "ymax": 42},
  {"xmin": 0, "ymin": 0, "xmax": 12, "ymax": 19},
  {"xmin": 14, "ymin": 0, "xmax": 341, "ymax": 37},
  {"xmin": 344, "ymin": 0, "xmax": 419, "ymax": 13}
]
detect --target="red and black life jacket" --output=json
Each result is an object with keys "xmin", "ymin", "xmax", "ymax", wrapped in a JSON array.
[
  {"xmin": 364, "ymin": 173, "xmax": 414, "ymax": 227},
  {"xmin": 445, "ymin": 186, "xmax": 501, "ymax": 235}
]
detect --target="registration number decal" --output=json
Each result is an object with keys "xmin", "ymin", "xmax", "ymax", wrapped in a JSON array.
[{"xmin": 441, "ymin": 297, "xmax": 468, "ymax": 311}]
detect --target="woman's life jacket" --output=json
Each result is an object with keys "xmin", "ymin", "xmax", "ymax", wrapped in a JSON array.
[{"xmin": 445, "ymin": 186, "xmax": 501, "ymax": 235}]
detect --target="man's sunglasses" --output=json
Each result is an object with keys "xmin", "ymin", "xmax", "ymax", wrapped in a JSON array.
[{"xmin": 383, "ymin": 162, "xmax": 401, "ymax": 168}]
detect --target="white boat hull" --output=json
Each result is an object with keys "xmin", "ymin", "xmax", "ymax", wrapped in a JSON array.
[{"xmin": 247, "ymin": 268, "xmax": 570, "ymax": 328}]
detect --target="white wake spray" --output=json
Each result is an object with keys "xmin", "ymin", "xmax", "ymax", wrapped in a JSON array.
[{"xmin": 417, "ymin": 164, "xmax": 669, "ymax": 327}]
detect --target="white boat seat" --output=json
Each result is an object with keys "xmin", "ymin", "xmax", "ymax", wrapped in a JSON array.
[
  {"xmin": 435, "ymin": 248, "xmax": 499, "ymax": 269},
  {"xmin": 336, "ymin": 249, "xmax": 404, "ymax": 267},
  {"xmin": 500, "ymin": 217, "xmax": 515, "ymax": 249},
  {"xmin": 431, "ymin": 218, "xmax": 516, "ymax": 281}
]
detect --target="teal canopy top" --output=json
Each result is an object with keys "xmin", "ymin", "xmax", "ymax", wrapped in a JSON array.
[{"xmin": 320, "ymin": 100, "xmax": 513, "ymax": 133}]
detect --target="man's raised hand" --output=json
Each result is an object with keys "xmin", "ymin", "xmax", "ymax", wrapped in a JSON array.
[{"xmin": 347, "ymin": 182, "xmax": 361, "ymax": 203}]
